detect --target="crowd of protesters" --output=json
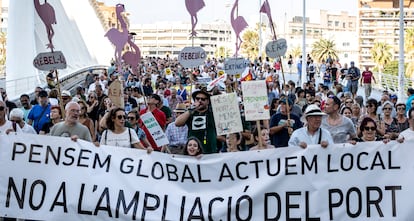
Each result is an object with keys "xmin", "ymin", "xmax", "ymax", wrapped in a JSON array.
[{"xmin": 1, "ymin": 54, "xmax": 414, "ymax": 160}]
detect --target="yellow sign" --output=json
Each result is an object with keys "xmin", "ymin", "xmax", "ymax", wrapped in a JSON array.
[
  {"xmin": 218, "ymin": 70, "xmax": 224, "ymax": 76},
  {"xmin": 235, "ymin": 73, "xmax": 241, "ymax": 79},
  {"xmin": 165, "ymin": 68, "xmax": 171, "ymax": 75}
]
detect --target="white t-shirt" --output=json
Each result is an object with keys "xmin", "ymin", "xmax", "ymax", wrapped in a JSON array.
[
  {"xmin": 0, "ymin": 120, "xmax": 13, "ymax": 134},
  {"xmin": 399, "ymin": 128, "xmax": 414, "ymax": 141},
  {"xmin": 100, "ymin": 128, "xmax": 140, "ymax": 148}
]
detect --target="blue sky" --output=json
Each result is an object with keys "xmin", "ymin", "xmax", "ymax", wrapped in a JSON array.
[{"xmin": 101, "ymin": 0, "xmax": 358, "ymax": 25}]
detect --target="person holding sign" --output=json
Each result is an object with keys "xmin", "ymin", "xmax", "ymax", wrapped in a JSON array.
[
  {"xmin": 269, "ymin": 98, "xmax": 302, "ymax": 148},
  {"xmin": 175, "ymin": 88, "xmax": 217, "ymax": 154},
  {"xmin": 288, "ymin": 104, "xmax": 333, "ymax": 149}
]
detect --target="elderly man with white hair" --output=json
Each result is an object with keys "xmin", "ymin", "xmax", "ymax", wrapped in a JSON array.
[
  {"xmin": 9, "ymin": 108, "xmax": 36, "ymax": 134},
  {"xmin": 288, "ymin": 104, "xmax": 334, "ymax": 149}
]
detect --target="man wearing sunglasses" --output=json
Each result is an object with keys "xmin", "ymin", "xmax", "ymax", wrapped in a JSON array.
[{"xmin": 175, "ymin": 88, "xmax": 218, "ymax": 154}]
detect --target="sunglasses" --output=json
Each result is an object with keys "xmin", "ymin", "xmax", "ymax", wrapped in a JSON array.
[
  {"xmin": 345, "ymin": 101, "xmax": 353, "ymax": 104},
  {"xmin": 364, "ymin": 126, "xmax": 376, "ymax": 131},
  {"xmin": 383, "ymin": 107, "xmax": 392, "ymax": 110},
  {"xmin": 195, "ymin": 97, "xmax": 207, "ymax": 101},
  {"xmin": 116, "ymin": 115, "xmax": 126, "ymax": 120},
  {"xmin": 128, "ymin": 116, "xmax": 135, "ymax": 120},
  {"xmin": 397, "ymin": 107, "xmax": 405, "ymax": 110}
]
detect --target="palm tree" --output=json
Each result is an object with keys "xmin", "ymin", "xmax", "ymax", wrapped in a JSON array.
[
  {"xmin": 371, "ymin": 41, "xmax": 392, "ymax": 73},
  {"xmin": 405, "ymin": 27, "xmax": 414, "ymax": 78},
  {"xmin": 310, "ymin": 38, "xmax": 338, "ymax": 63},
  {"xmin": 215, "ymin": 46, "xmax": 230, "ymax": 58},
  {"xmin": 287, "ymin": 45, "xmax": 301, "ymax": 59},
  {"xmin": 0, "ymin": 32, "xmax": 6, "ymax": 66},
  {"xmin": 241, "ymin": 29, "xmax": 259, "ymax": 60}
]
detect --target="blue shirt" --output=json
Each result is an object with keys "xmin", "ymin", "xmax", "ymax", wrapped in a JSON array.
[
  {"xmin": 270, "ymin": 113, "xmax": 303, "ymax": 147},
  {"xmin": 28, "ymin": 104, "xmax": 51, "ymax": 133}
]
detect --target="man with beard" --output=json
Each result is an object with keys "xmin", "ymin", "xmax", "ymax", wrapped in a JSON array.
[{"xmin": 175, "ymin": 88, "xmax": 217, "ymax": 154}]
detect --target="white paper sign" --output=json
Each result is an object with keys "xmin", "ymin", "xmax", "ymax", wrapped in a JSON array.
[
  {"xmin": 224, "ymin": 57, "xmax": 249, "ymax": 75},
  {"xmin": 178, "ymin": 47, "xmax": 206, "ymax": 68},
  {"xmin": 210, "ymin": 93, "xmax": 243, "ymax": 135},
  {"xmin": 141, "ymin": 112, "xmax": 169, "ymax": 146},
  {"xmin": 241, "ymin": 80, "xmax": 270, "ymax": 121},
  {"xmin": 33, "ymin": 51, "xmax": 67, "ymax": 71},
  {"xmin": 265, "ymin": 38, "xmax": 287, "ymax": 58}
]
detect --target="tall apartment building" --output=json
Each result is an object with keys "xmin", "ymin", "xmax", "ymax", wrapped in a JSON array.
[
  {"xmin": 358, "ymin": 0, "xmax": 414, "ymax": 67},
  {"xmin": 130, "ymin": 21, "xmax": 233, "ymax": 58},
  {"xmin": 286, "ymin": 10, "xmax": 358, "ymax": 65}
]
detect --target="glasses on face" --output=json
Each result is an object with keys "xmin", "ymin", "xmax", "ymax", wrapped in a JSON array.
[
  {"xmin": 397, "ymin": 107, "xmax": 405, "ymax": 111},
  {"xmin": 116, "ymin": 115, "xmax": 126, "ymax": 120},
  {"xmin": 11, "ymin": 119, "xmax": 21, "ymax": 124},
  {"xmin": 345, "ymin": 101, "xmax": 353, "ymax": 104},
  {"xmin": 383, "ymin": 107, "xmax": 392, "ymax": 111},
  {"xmin": 364, "ymin": 126, "xmax": 376, "ymax": 131},
  {"xmin": 128, "ymin": 116, "xmax": 135, "ymax": 121},
  {"xmin": 195, "ymin": 97, "xmax": 207, "ymax": 101},
  {"xmin": 0, "ymin": 106, "xmax": 4, "ymax": 111}
]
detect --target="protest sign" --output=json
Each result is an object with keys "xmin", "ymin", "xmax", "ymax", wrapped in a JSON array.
[
  {"xmin": 107, "ymin": 79, "xmax": 124, "ymax": 108},
  {"xmin": 1, "ymin": 134, "xmax": 413, "ymax": 220},
  {"xmin": 224, "ymin": 58, "xmax": 249, "ymax": 75},
  {"xmin": 178, "ymin": 47, "xmax": 206, "ymax": 68},
  {"xmin": 33, "ymin": 51, "xmax": 67, "ymax": 71},
  {"xmin": 210, "ymin": 93, "xmax": 243, "ymax": 135},
  {"xmin": 140, "ymin": 112, "xmax": 169, "ymax": 146},
  {"xmin": 241, "ymin": 80, "xmax": 270, "ymax": 121},
  {"xmin": 265, "ymin": 38, "xmax": 287, "ymax": 58}
]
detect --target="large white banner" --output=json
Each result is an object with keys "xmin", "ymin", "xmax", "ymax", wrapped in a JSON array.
[{"xmin": 1, "ymin": 134, "xmax": 414, "ymax": 220}]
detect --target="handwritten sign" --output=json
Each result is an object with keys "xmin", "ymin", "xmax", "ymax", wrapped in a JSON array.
[
  {"xmin": 241, "ymin": 80, "xmax": 270, "ymax": 121},
  {"xmin": 265, "ymin": 38, "xmax": 287, "ymax": 58},
  {"xmin": 178, "ymin": 47, "xmax": 206, "ymax": 68},
  {"xmin": 141, "ymin": 112, "xmax": 169, "ymax": 146},
  {"xmin": 33, "ymin": 51, "xmax": 67, "ymax": 71},
  {"xmin": 108, "ymin": 79, "xmax": 124, "ymax": 108},
  {"xmin": 224, "ymin": 57, "xmax": 249, "ymax": 75},
  {"xmin": 210, "ymin": 93, "xmax": 243, "ymax": 135}
]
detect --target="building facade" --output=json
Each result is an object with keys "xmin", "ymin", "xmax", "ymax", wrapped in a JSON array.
[
  {"xmin": 130, "ymin": 21, "xmax": 233, "ymax": 58},
  {"xmin": 358, "ymin": 0, "xmax": 414, "ymax": 67}
]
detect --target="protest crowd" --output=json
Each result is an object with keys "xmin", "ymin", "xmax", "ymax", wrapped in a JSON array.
[{"xmin": 1, "ymin": 55, "xmax": 414, "ymax": 156}]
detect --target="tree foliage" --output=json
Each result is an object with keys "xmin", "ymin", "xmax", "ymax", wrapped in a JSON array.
[
  {"xmin": 310, "ymin": 38, "xmax": 338, "ymax": 63},
  {"xmin": 370, "ymin": 41, "xmax": 393, "ymax": 73},
  {"xmin": 241, "ymin": 29, "xmax": 259, "ymax": 60}
]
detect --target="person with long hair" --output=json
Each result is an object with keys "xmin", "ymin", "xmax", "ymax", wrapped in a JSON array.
[
  {"xmin": 224, "ymin": 132, "xmax": 244, "ymax": 152},
  {"xmin": 78, "ymin": 100, "xmax": 96, "ymax": 141},
  {"xmin": 359, "ymin": 98, "xmax": 384, "ymax": 136},
  {"xmin": 100, "ymin": 107, "xmax": 151, "ymax": 152},
  {"xmin": 39, "ymin": 105, "xmax": 63, "ymax": 135},
  {"xmin": 355, "ymin": 117, "xmax": 384, "ymax": 142},
  {"xmin": 183, "ymin": 136, "xmax": 203, "ymax": 157},
  {"xmin": 250, "ymin": 126, "xmax": 275, "ymax": 150}
]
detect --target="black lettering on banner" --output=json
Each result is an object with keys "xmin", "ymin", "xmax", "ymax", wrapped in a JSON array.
[
  {"xmin": 357, "ymin": 152, "xmax": 369, "ymax": 170},
  {"xmin": 93, "ymin": 154, "xmax": 111, "ymax": 172},
  {"xmin": 6, "ymin": 177, "xmax": 26, "ymax": 209},
  {"xmin": 236, "ymin": 162, "xmax": 248, "ymax": 180},
  {"xmin": 78, "ymin": 184, "xmax": 93, "ymax": 215},
  {"xmin": 218, "ymin": 163, "xmax": 234, "ymax": 181},
  {"xmin": 161, "ymin": 195, "xmax": 168, "ymax": 221},
  {"xmin": 29, "ymin": 180, "xmax": 46, "ymax": 210},
  {"xmin": 267, "ymin": 159, "xmax": 281, "ymax": 176},
  {"xmin": 197, "ymin": 164, "xmax": 211, "ymax": 183},
  {"xmin": 115, "ymin": 190, "xmax": 139, "ymax": 220},
  {"xmin": 235, "ymin": 195, "xmax": 252, "ymax": 221},
  {"xmin": 188, "ymin": 197, "xmax": 203, "ymax": 220},
  {"xmin": 286, "ymin": 191, "xmax": 301, "ymax": 221},
  {"xmin": 327, "ymin": 154, "xmax": 338, "ymax": 172},
  {"xmin": 141, "ymin": 193, "xmax": 160, "ymax": 219},
  {"xmin": 136, "ymin": 159, "xmax": 149, "ymax": 178},
  {"xmin": 151, "ymin": 162, "xmax": 164, "ymax": 180},
  {"xmin": 371, "ymin": 151, "xmax": 386, "ymax": 170},
  {"xmin": 385, "ymin": 185, "xmax": 402, "ymax": 217},
  {"xmin": 305, "ymin": 191, "xmax": 320, "ymax": 221},
  {"xmin": 208, "ymin": 197, "xmax": 224, "ymax": 220},
  {"xmin": 249, "ymin": 160, "xmax": 263, "ymax": 178},
  {"xmin": 120, "ymin": 158, "xmax": 134, "ymax": 174},
  {"xmin": 29, "ymin": 144, "xmax": 43, "ymax": 163},
  {"xmin": 166, "ymin": 163, "xmax": 179, "ymax": 181},
  {"xmin": 63, "ymin": 147, "xmax": 76, "ymax": 166},
  {"xmin": 285, "ymin": 156, "xmax": 298, "ymax": 175},
  {"xmin": 264, "ymin": 192, "xmax": 281, "ymax": 220},
  {"xmin": 388, "ymin": 151, "xmax": 400, "ymax": 169},
  {"xmin": 302, "ymin": 155, "xmax": 318, "ymax": 174},
  {"xmin": 341, "ymin": 153, "xmax": 353, "ymax": 171},
  {"xmin": 50, "ymin": 182, "xmax": 68, "ymax": 213},
  {"xmin": 227, "ymin": 196, "xmax": 232, "ymax": 221},
  {"xmin": 93, "ymin": 187, "xmax": 112, "ymax": 217},
  {"xmin": 45, "ymin": 145, "xmax": 60, "ymax": 164},
  {"xmin": 366, "ymin": 186, "xmax": 383, "ymax": 217},
  {"xmin": 328, "ymin": 189, "xmax": 343, "ymax": 220},
  {"xmin": 77, "ymin": 149, "xmax": 92, "ymax": 168},
  {"xmin": 180, "ymin": 196, "xmax": 186, "ymax": 221},
  {"xmin": 346, "ymin": 187, "xmax": 362, "ymax": 218},
  {"xmin": 181, "ymin": 165, "xmax": 196, "ymax": 182},
  {"xmin": 12, "ymin": 142, "xmax": 26, "ymax": 161}
]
